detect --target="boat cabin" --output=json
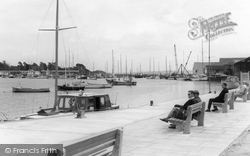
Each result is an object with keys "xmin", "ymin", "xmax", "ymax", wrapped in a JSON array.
[{"xmin": 37, "ymin": 92, "xmax": 119, "ymax": 116}]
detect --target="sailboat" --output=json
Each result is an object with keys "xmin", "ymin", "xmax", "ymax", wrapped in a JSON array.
[
  {"xmin": 17, "ymin": 0, "xmax": 119, "ymax": 118},
  {"xmin": 12, "ymin": 87, "xmax": 50, "ymax": 93}
]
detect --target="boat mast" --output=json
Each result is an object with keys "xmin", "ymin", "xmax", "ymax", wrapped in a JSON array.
[
  {"xmin": 55, "ymin": 0, "xmax": 59, "ymax": 106},
  {"xmin": 112, "ymin": 50, "xmax": 114, "ymax": 76},
  {"xmin": 38, "ymin": 0, "xmax": 76, "ymax": 106},
  {"xmin": 202, "ymin": 39, "xmax": 204, "ymax": 74}
]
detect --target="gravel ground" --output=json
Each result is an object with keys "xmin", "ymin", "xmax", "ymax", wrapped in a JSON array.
[{"xmin": 221, "ymin": 127, "xmax": 250, "ymax": 156}]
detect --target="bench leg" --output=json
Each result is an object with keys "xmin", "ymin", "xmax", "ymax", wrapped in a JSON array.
[
  {"xmin": 183, "ymin": 121, "xmax": 191, "ymax": 134},
  {"xmin": 113, "ymin": 129, "xmax": 123, "ymax": 156},
  {"xmin": 222, "ymin": 103, "xmax": 228, "ymax": 113},
  {"xmin": 243, "ymin": 96, "xmax": 247, "ymax": 102},
  {"xmin": 198, "ymin": 103, "xmax": 205, "ymax": 126},
  {"xmin": 197, "ymin": 116, "xmax": 204, "ymax": 126},
  {"xmin": 228, "ymin": 99, "xmax": 234, "ymax": 109}
]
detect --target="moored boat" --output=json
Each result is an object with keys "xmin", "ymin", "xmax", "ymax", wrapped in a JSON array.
[
  {"xmin": 70, "ymin": 81, "xmax": 113, "ymax": 89},
  {"xmin": 106, "ymin": 78, "xmax": 137, "ymax": 86},
  {"xmin": 58, "ymin": 84, "xmax": 85, "ymax": 91},
  {"xmin": 84, "ymin": 83, "xmax": 112, "ymax": 89},
  {"xmin": 12, "ymin": 87, "xmax": 50, "ymax": 93},
  {"xmin": 22, "ymin": 91, "xmax": 119, "ymax": 119},
  {"xmin": 222, "ymin": 76, "xmax": 240, "ymax": 90},
  {"xmin": 186, "ymin": 74, "xmax": 208, "ymax": 81},
  {"xmin": 8, "ymin": 74, "xmax": 15, "ymax": 78}
]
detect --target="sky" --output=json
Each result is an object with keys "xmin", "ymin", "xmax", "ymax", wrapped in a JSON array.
[{"xmin": 1, "ymin": 0, "xmax": 250, "ymax": 73}]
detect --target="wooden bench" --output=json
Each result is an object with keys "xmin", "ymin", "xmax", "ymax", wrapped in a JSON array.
[
  {"xmin": 62, "ymin": 128, "xmax": 123, "ymax": 156},
  {"xmin": 168, "ymin": 102, "xmax": 205, "ymax": 134},
  {"xmin": 212, "ymin": 92, "xmax": 234, "ymax": 113},
  {"xmin": 238, "ymin": 87, "xmax": 249, "ymax": 102}
]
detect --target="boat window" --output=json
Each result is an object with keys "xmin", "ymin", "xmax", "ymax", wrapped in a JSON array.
[
  {"xmin": 67, "ymin": 98, "xmax": 75, "ymax": 108},
  {"xmin": 58, "ymin": 97, "xmax": 73, "ymax": 109},
  {"xmin": 100, "ymin": 97, "xmax": 105, "ymax": 107},
  {"xmin": 88, "ymin": 97, "xmax": 94, "ymax": 110}
]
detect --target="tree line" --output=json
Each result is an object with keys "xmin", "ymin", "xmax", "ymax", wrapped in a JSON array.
[{"xmin": 0, "ymin": 60, "xmax": 91, "ymax": 74}]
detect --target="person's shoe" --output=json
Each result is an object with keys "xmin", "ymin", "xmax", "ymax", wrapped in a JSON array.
[
  {"xmin": 168, "ymin": 124, "xmax": 176, "ymax": 129},
  {"xmin": 211, "ymin": 108, "xmax": 218, "ymax": 112},
  {"xmin": 159, "ymin": 118, "xmax": 168, "ymax": 123},
  {"xmin": 205, "ymin": 109, "xmax": 210, "ymax": 112}
]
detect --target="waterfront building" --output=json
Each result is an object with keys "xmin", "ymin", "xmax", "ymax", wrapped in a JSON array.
[
  {"xmin": 193, "ymin": 62, "xmax": 214, "ymax": 74},
  {"xmin": 234, "ymin": 56, "xmax": 250, "ymax": 80},
  {"xmin": 203, "ymin": 58, "xmax": 245, "ymax": 76}
]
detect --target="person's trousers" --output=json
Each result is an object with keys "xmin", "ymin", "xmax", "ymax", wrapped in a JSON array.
[{"xmin": 207, "ymin": 98, "xmax": 218, "ymax": 110}]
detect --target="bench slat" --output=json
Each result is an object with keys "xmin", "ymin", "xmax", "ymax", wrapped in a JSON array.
[
  {"xmin": 68, "ymin": 140, "xmax": 114, "ymax": 156},
  {"xmin": 64, "ymin": 128, "xmax": 123, "ymax": 156},
  {"xmin": 65, "ymin": 130, "xmax": 117, "ymax": 152},
  {"xmin": 192, "ymin": 107, "xmax": 202, "ymax": 113}
]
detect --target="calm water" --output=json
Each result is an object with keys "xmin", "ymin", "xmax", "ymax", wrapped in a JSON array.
[{"xmin": 0, "ymin": 78, "xmax": 221, "ymax": 120}]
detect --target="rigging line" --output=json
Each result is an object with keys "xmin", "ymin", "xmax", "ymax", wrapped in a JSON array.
[
  {"xmin": 62, "ymin": 0, "xmax": 77, "ymax": 26},
  {"xmin": 28, "ymin": 32, "xmax": 40, "ymax": 64},
  {"xmin": 59, "ymin": 31, "xmax": 69, "ymax": 84},
  {"xmin": 39, "ymin": 0, "xmax": 54, "ymax": 29},
  {"xmin": 74, "ymin": 29, "xmax": 92, "ymax": 68}
]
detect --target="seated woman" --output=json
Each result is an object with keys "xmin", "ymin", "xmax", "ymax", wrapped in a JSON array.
[
  {"xmin": 234, "ymin": 81, "xmax": 247, "ymax": 101},
  {"xmin": 159, "ymin": 90, "xmax": 198, "ymax": 129}
]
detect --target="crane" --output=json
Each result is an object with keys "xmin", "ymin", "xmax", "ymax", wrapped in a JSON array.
[
  {"xmin": 174, "ymin": 44, "xmax": 178, "ymax": 72},
  {"xmin": 184, "ymin": 51, "xmax": 192, "ymax": 69},
  {"xmin": 176, "ymin": 51, "xmax": 191, "ymax": 76}
]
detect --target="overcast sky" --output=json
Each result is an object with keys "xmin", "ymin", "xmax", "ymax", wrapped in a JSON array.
[{"xmin": 0, "ymin": 0, "xmax": 250, "ymax": 73}]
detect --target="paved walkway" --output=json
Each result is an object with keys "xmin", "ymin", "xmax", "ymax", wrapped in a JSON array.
[
  {"xmin": 0, "ymin": 93, "xmax": 250, "ymax": 156},
  {"xmin": 121, "ymin": 94, "xmax": 250, "ymax": 156}
]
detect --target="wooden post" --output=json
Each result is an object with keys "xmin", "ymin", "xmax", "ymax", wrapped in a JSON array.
[{"xmin": 150, "ymin": 100, "xmax": 153, "ymax": 106}]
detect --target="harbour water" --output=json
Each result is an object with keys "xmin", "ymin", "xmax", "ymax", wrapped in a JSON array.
[{"xmin": 0, "ymin": 78, "xmax": 221, "ymax": 120}]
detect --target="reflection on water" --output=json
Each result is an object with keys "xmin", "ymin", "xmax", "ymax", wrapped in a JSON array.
[{"xmin": 0, "ymin": 78, "xmax": 221, "ymax": 119}]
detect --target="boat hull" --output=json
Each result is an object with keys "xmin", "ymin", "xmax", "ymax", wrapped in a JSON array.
[
  {"xmin": 85, "ymin": 84, "xmax": 112, "ymax": 89},
  {"xmin": 12, "ymin": 87, "xmax": 50, "ymax": 93},
  {"xmin": 106, "ymin": 79, "xmax": 137, "ymax": 86},
  {"xmin": 58, "ymin": 85, "xmax": 85, "ymax": 91}
]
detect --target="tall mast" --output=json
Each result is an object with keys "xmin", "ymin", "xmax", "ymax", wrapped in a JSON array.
[
  {"xmin": 149, "ymin": 58, "xmax": 151, "ymax": 75},
  {"xmin": 125, "ymin": 56, "xmax": 127, "ymax": 75},
  {"xmin": 165, "ymin": 55, "xmax": 167, "ymax": 75},
  {"xmin": 120, "ymin": 54, "xmax": 122, "ymax": 74},
  {"xmin": 131, "ymin": 59, "xmax": 133, "ymax": 74},
  {"xmin": 153, "ymin": 58, "xmax": 155, "ymax": 75},
  {"xmin": 202, "ymin": 39, "xmax": 204, "ymax": 74},
  {"xmin": 38, "ymin": 0, "xmax": 77, "ymax": 106},
  {"xmin": 140, "ymin": 64, "xmax": 141, "ymax": 74},
  {"xmin": 117, "ymin": 60, "xmax": 119, "ymax": 74},
  {"xmin": 112, "ymin": 50, "xmax": 114, "ymax": 76},
  {"xmin": 54, "ymin": 0, "xmax": 59, "ymax": 106}
]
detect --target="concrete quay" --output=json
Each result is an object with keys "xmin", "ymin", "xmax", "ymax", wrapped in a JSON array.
[
  {"xmin": 0, "ymin": 93, "xmax": 249, "ymax": 156},
  {"xmin": 121, "ymin": 93, "xmax": 250, "ymax": 156}
]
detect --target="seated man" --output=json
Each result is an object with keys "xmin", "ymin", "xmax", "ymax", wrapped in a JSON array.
[
  {"xmin": 234, "ymin": 81, "xmax": 247, "ymax": 101},
  {"xmin": 205, "ymin": 82, "xmax": 228, "ymax": 112},
  {"xmin": 159, "ymin": 90, "xmax": 198, "ymax": 129},
  {"xmin": 194, "ymin": 90, "xmax": 201, "ymax": 102}
]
